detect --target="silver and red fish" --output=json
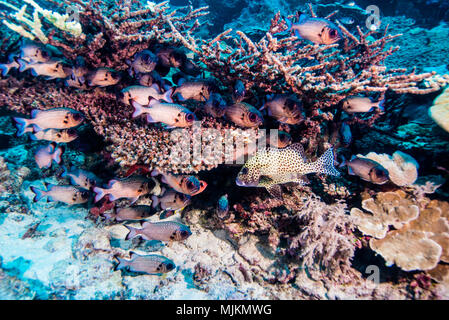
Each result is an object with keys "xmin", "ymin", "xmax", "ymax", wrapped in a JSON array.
[
  {"xmin": 30, "ymin": 183, "xmax": 89, "ymax": 205},
  {"xmin": 14, "ymin": 108, "xmax": 84, "ymax": 136},
  {"xmin": 34, "ymin": 143, "xmax": 63, "ymax": 169},
  {"xmin": 225, "ymin": 102, "xmax": 263, "ymax": 128},
  {"xmin": 106, "ymin": 205, "xmax": 156, "ymax": 222},
  {"xmin": 132, "ymin": 100, "xmax": 196, "ymax": 128},
  {"xmin": 261, "ymin": 95, "xmax": 304, "ymax": 125},
  {"xmin": 120, "ymin": 85, "xmax": 173, "ymax": 105},
  {"xmin": 19, "ymin": 41, "xmax": 52, "ymax": 63},
  {"xmin": 93, "ymin": 176, "xmax": 162, "ymax": 204},
  {"xmin": 61, "ymin": 166, "xmax": 100, "ymax": 190},
  {"xmin": 204, "ymin": 93, "xmax": 227, "ymax": 118},
  {"xmin": 30, "ymin": 128, "xmax": 78, "ymax": 143},
  {"xmin": 151, "ymin": 190, "xmax": 191, "ymax": 211},
  {"xmin": 125, "ymin": 220, "xmax": 192, "ymax": 242},
  {"xmin": 127, "ymin": 49, "xmax": 158, "ymax": 75},
  {"xmin": 18, "ymin": 59, "xmax": 71, "ymax": 79},
  {"xmin": 115, "ymin": 252, "xmax": 175, "ymax": 275},
  {"xmin": 173, "ymin": 80, "xmax": 214, "ymax": 102},
  {"xmin": 286, "ymin": 12, "xmax": 342, "ymax": 45},
  {"xmin": 152, "ymin": 170, "xmax": 207, "ymax": 196},
  {"xmin": 340, "ymin": 156, "xmax": 389, "ymax": 184},
  {"xmin": 87, "ymin": 68, "xmax": 121, "ymax": 87},
  {"xmin": 341, "ymin": 96, "xmax": 385, "ymax": 114}
]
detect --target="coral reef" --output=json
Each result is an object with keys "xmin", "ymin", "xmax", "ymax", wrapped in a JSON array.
[{"xmin": 0, "ymin": 0, "xmax": 449, "ymax": 301}]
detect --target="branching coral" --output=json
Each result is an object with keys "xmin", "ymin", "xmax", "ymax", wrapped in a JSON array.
[{"xmin": 0, "ymin": 0, "xmax": 208, "ymax": 69}]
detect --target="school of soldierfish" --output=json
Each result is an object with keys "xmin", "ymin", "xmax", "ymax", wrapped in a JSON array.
[{"xmin": 1, "ymin": 12, "xmax": 394, "ymax": 276}]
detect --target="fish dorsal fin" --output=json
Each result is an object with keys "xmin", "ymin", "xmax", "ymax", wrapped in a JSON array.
[
  {"xmin": 31, "ymin": 109, "xmax": 41, "ymax": 118},
  {"xmin": 129, "ymin": 251, "xmax": 138, "ymax": 259},
  {"xmin": 286, "ymin": 143, "xmax": 306, "ymax": 160}
]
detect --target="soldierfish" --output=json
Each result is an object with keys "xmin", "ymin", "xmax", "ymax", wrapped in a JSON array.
[
  {"xmin": 61, "ymin": 166, "xmax": 100, "ymax": 190},
  {"xmin": 173, "ymin": 80, "xmax": 213, "ymax": 102},
  {"xmin": 286, "ymin": 12, "xmax": 342, "ymax": 45},
  {"xmin": 125, "ymin": 221, "xmax": 192, "ymax": 242},
  {"xmin": 151, "ymin": 190, "xmax": 191, "ymax": 211},
  {"xmin": 341, "ymin": 156, "xmax": 389, "ymax": 184},
  {"xmin": 66, "ymin": 56, "xmax": 89, "ymax": 88},
  {"xmin": 137, "ymin": 71, "xmax": 163, "ymax": 88},
  {"xmin": 225, "ymin": 102, "xmax": 263, "ymax": 128},
  {"xmin": 34, "ymin": 143, "xmax": 63, "ymax": 169},
  {"xmin": 152, "ymin": 170, "xmax": 206, "ymax": 196},
  {"xmin": 204, "ymin": 93, "xmax": 226, "ymax": 118},
  {"xmin": 0, "ymin": 55, "xmax": 19, "ymax": 76},
  {"xmin": 106, "ymin": 205, "xmax": 157, "ymax": 222},
  {"xmin": 236, "ymin": 143, "xmax": 340, "ymax": 198},
  {"xmin": 30, "ymin": 183, "xmax": 89, "ymax": 205},
  {"xmin": 93, "ymin": 176, "xmax": 162, "ymax": 204},
  {"xmin": 87, "ymin": 68, "xmax": 121, "ymax": 87},
  {"xmin": 18, "ymin": 59, "xmax": 71, "ymax": 79},
  {"xmin": 19, "ymin": 41, "xmax": 51, "ymax": 63},
  {"xmin": 30, "ymin": 128, "xmax": 78, "ymax": 143},
  {"xmin": 261, "ymin": 95, "xmax": 303, "ymax": 121},
  {"xmin": 127, "ymin": 50, "xmax": 158, "ymax": 75},
  {"xmin": 115, "ymin": 252, "xmax": 175, "ymax": 275},
  {"xmin": 266, "ymin": 131, "xmax": 292, "ymax": 149},
  {"xmin": 13, "ymin": 108, "xmax": 84, "ymax": 136},
  {"xmin": 157, "ymin": 47, "xmax": 186, "ymax": 68},
  {"xmin": 132, "ymin": 100, "xmax": 196, "ymax": 128},
  {"xmin": 341, "ymin": 96, "xmax": 385, "ymax": 113},
  {"xmin": 120, "ymin": 85, "xmax": 173, "ymax": 105}
]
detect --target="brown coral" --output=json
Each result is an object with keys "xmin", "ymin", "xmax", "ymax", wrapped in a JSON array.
[{"xmin": 350, "ymin": 190, "xmax": 419, "ymax": 239}]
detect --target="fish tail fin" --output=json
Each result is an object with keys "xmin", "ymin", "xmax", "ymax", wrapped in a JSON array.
[
  {"xmin": 163, "ymin": 88, "xmax": 174, "ymax": 103},
  {"xmin": 93, "ymin": 187, "xmax": 105, "ymax": 202},
  {"xmin": 151, "ymin": 195, "xmax": 159, "ymax": 208},
  {"xmin": 131, "ymin": 100, "xmax": 144, "ymax": 118},
  {"xmin": 13, "ymin": 117, "xmax": 29, "ymax": 136},
  {"xmin": 114, "ymin": 256, "xmax": 128, "ymax": 271},
  {"xmin": 338, "ymin": 156, "xmax": 347, "ymax": 168},
  {"xmin": 61, "ymin": 165, "xmax": 68, "ymax": 178},
  {"xmin": 150, "ymin": 169, "xmax": 160, "ymax": 177},
  {"xmin": 124, "ymin": 225, "xmax": 138, "ymax": 240},
  {"xmin": 377, "ymin": 97, "xmax": 385, "ymax": 112},
  {"xmin": 285, "ymin": 17, "xmax": 292, "ymax": 31},
  {"xmin": 30, "ymin": 186, "xmax": 46, "ymax": 202},
  {"xmin": 314, "ymin": 148, "xmax": 340, "ymax": 177},
  {"xmin": 0, "ymin": 64, "xmax": 10, "ymax": 77},
  {"xmin": 52, "ymin": 147, "xmax": 63, "ymax": 164},
  {"xmin": 17, "ymin": 59, "xmax": 28, "ymax": 72}
]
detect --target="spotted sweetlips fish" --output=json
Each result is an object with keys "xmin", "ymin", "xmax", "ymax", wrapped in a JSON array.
[{"xmin": 235, "ymin": 143, "xmax": 340, "ymax": 198}]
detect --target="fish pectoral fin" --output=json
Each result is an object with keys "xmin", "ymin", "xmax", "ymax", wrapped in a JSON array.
[{"xmin": 266, "ymin": 184, "xmax": 283, "ymax": 199}]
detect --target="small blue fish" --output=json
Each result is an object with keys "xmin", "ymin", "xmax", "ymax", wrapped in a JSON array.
[
  {"xmin": 216, "ymin": 194, "xmax": 229, "ymax": 219},
  {"xmin": 232, "ymin": 80, "xmax": 246, "ymax": 102},
  {"xmin": 339, "ymin": 121, "xmax": 352, "ymax": 146}
]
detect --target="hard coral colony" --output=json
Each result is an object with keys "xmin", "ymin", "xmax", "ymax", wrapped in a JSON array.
[{"xmin": 0, "ymin": 0, "xmax": 448, "ymax": 300}]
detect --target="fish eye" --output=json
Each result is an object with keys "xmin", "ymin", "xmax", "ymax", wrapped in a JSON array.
[
  {"xmin": 248, "ymin": 112, "xmax": 258, "ymax": 122},
  {"xmin": 165, "ymin": 263, "xmax": 175, "ymax": 270},
  {"xmin": 241, "ymin": 167, "xmax": 249, "ymax": 175},
  {"xmin": 330, "ymin": 29, "xmax": 338, "ymax": 38},
  {"xmin": 181, "ymin": 230, "xmax": 189, "ymax": 237},
  {"xmin": 185, "ymin": 113, "xmax": 194, "ymax": 122},
  {"xmin": 72, "ymin": 113, "xmax": 82, "ymax": 121},
  {"xmin": 41, "ymin": 51, "xmax": 48, "ymax": 58},
  {"xmin": 81, "ymin": 191, "xmax": 89, "ymax": 199}
]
